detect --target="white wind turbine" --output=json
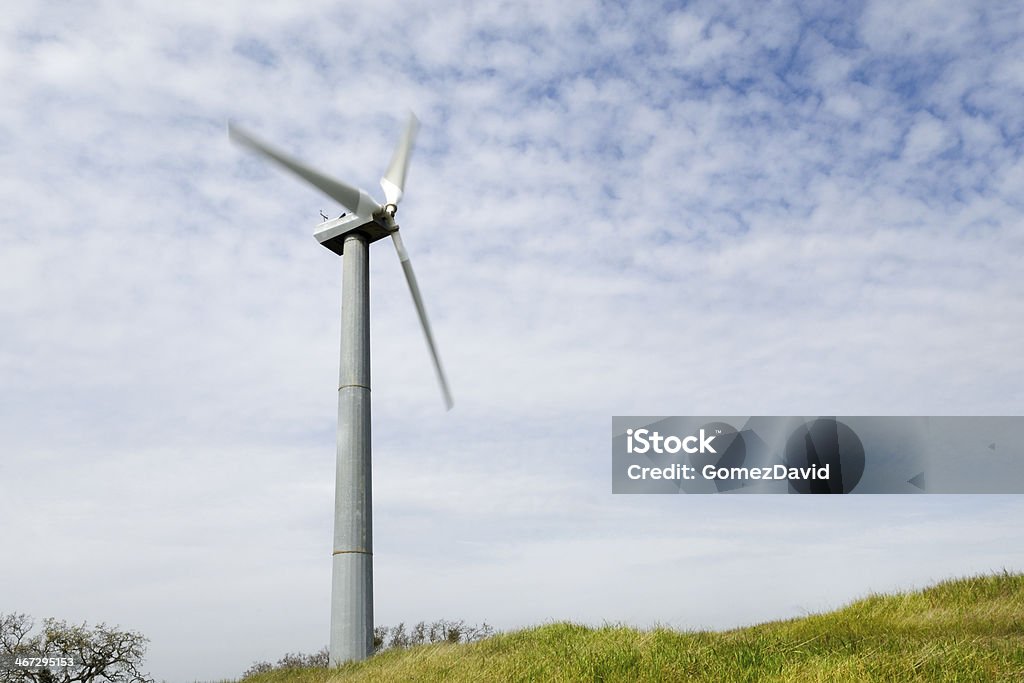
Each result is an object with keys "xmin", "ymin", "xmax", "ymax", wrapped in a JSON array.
[{"xmin": 229, "ymin": 113, "xmax": 452, "ymax": 664}]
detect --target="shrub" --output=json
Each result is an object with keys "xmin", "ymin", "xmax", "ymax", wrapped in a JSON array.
[{"xmin": 242, "ymin": 620, "xmax": 495, "ymax": 678}]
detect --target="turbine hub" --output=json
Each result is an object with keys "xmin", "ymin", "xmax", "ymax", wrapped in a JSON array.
[{"xmin": 383, "ymin": 203, "xmax": 398, "ymax": 217}]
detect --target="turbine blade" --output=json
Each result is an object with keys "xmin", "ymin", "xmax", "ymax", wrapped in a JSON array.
[
  {"xmin": 228, "ymin": 123, "xmax": 380, "ymax": 216},
  {"xmin": 380, "ymin": 112, "xmax": 419, "ymax": 206},
  {"xmin": 390, "ymin": 229, "xmax": 453, "ymax": 410}
]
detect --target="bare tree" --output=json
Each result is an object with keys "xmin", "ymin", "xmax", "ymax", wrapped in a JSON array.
[
  {"xmin": 374, "ymin": 620, "xmax": 494, "ymax": 653},
  {"xmin": 0, "ymin": 614, "xmax": 152, "ymax": 683}
]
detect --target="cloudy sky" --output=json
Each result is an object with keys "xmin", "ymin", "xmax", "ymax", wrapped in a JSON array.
[{"xmin": 3, "ymin": 0, "xmax": 1024, "ymax": 680}]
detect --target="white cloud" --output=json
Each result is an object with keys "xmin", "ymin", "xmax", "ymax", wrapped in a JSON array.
[
  {"xmin": 861, "ymin": 0, "xmax": 978, "ymax": 54},
  {"xmin": 902, "ymin": 111, "xmax": 956, "ymax": 162}
]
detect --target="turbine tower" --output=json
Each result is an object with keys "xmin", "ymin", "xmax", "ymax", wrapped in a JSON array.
[{"xmin": 228, "ymin": 114, "xmax": 452, "ymax": 664}]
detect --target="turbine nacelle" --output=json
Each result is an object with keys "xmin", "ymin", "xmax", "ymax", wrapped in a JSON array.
[{"xmin": 313, "ymin": 213, "xmax": 391, "ymax": 255}]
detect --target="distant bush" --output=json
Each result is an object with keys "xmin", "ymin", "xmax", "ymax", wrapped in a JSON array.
[
  {"xmin": 374, "ymin": 620, "xmax": 495, "ymax": 652},
  {"xmin": 241, "ymin": 647, "xmax": 328, "ymax": 678},
  {"xmin": 242, "ymin": 620, "xmax": 494, "ymax": 678}
]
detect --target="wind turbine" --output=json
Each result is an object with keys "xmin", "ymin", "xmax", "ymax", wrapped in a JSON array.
[{"xmin": 228, "ymin": 113, "xmax": 452, "ymax": 665}]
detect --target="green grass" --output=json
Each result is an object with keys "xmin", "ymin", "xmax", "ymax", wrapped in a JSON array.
[{"xmin": 242, "ymin": 572, "xmax": 1024, "ymax": 682}]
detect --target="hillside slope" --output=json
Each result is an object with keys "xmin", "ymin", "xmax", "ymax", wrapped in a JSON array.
[{"xmin": 243, "ymin": 572, "xmax": 1024, "ymax": 682}]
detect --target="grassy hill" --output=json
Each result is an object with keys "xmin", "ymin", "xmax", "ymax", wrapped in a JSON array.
[{"xmin": 243, "ymin": 572, "xmax": 1023, "ymax": 682}]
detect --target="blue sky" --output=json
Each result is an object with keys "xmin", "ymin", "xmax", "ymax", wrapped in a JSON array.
[{"xmin": 2, "ymin": 1, "xmax": 1024, "ymax": 681}]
